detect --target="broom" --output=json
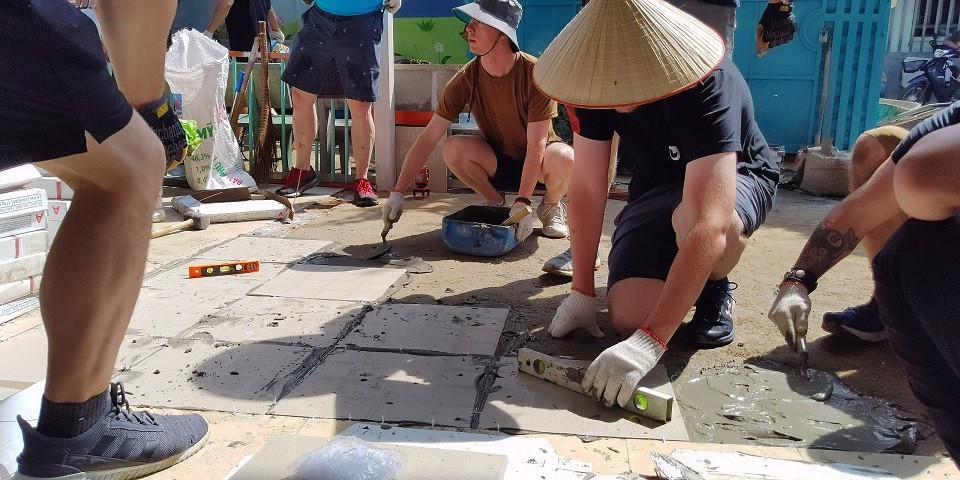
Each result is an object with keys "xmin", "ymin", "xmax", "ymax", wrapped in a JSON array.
[{"xmin": 252, "ymin": 21, "xmax": 279, "ymax": 185}]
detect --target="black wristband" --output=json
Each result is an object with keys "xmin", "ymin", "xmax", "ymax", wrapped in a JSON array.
[
  {"xmin": 782, "ymin": 268, "xmax": 818, "ymax": 293},
  {"xmin": 514, "ymin": 197, "xmax": 532, "ymax": 206}
]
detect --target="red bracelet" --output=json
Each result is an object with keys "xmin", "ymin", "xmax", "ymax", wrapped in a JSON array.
[
  {"xmin": 640, "ymin": 327, "xmax": 668, "ymax": 350},
  {"xmin": 571, "ymin": 286, "xmax": 596, "ymax": 297}
]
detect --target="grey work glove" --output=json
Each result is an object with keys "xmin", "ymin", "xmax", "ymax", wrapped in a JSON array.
[
  {"xmin": 382, "ymin": 191, "xmax": 404, "ymax": 224},
  {"xmin": 510, "ymin": 201, "xmax": 534, "ymax": 242},
  {"xmin": 384, "ymin": 0, "xmax": 402, "ymax": 14},
  {"xmin": 767, "ymin": 282, "xmax": 810, "ymax": 350},
  {"xmin": 582, "ymin": 329, "xmax": 666, "ymax": 408},
  {"xmin": 548, "ymin": 291, "xmax": 604, "ymax": 338}
]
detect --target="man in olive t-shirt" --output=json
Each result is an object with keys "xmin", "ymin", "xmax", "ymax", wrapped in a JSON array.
[{"xmin": 383, "ymin": 0, "xmax": 574, "ymax": 242}]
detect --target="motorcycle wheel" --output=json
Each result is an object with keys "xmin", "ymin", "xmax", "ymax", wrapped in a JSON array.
[{"xmin": 901, "ymin": 84, "xmax": 929, "ymax": 104}]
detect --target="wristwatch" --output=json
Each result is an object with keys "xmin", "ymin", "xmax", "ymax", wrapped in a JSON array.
[{"xmin": 782, "ymin": 268, "xmax": 817, "ymax": 293}]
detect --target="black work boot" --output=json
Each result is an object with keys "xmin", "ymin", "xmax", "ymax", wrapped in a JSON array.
[{"xmin": 685, "ymin": 278, "xmax": 737, "ymax": 348}]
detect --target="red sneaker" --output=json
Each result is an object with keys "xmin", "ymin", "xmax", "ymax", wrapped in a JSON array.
[
  {"xmin": 353, "ymin": 178, "xmax": 379, "ymax": 207},
  {"xmin": 276, "ymin": 167, "xmax": 319, "ymax": 198}
]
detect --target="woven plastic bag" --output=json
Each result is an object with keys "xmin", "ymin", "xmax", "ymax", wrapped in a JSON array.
[{"xmin": 165, "ymin": 30, "xmax": 256, "ymax": 191}]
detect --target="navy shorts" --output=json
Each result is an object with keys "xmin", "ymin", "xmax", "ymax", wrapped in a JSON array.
[
  {"xmin": 607, "ymin": 173, "xmax": 775, "ymax": 287},
  {"xmin": 0, "ymin": 1, "xmax": 132, "ymax": 165},
  {"xmin": 282, "ymin": 6, "xmax": 383, "ymax": 102},
  {"xmin": 488, "ymin": 142, "xmax": 560, "ymax": 193}
]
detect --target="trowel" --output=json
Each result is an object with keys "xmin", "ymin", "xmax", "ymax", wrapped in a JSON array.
[{"xmin": 368, "ymin": 218, "xmax": 393, "ymax": 260}]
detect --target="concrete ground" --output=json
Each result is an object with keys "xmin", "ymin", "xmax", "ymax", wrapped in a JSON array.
[{"xmin": 0, "ymin": 185, "xmax": 957, "ymax": 479}]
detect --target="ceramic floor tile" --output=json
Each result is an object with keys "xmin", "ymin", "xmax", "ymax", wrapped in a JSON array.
[
  {"xmin": 181, "ymin": 296, "xmax": 363, "ymax": 345},
  {"xmin": 113, "ymin": 338, "xmax": 314, "ymax": 415},
  {"xmin": 272, "ymin": 350, "xmax": 484, "ymax": 428},
  {"xmin": 195, "ymin": 237, "xmax": 334, "ymax": 264},
  {"xmin": 479, "ymin": 364, "xmax": 689, "ymax": 440},
  {"xmin": 798, "ymin": 448, "xmax": 960, "ymax": 479},
  {"xmin": 0, "ymin": 310, "xmax": 41, "ymax": 342},
  {"xmin": 114, "ymin": 335, "xmax": 169, "ymax": 371},
  {"xmin": 342, "ymin": 303, "xmax": 508, "ymax": 356},
  {"xmin": 250, "ymin": 264, "xmax": 407, "ymax": 303},
  {"xmin": 128, "ymin": 262, "xmax": 286, "ymax": 337},
  {"xmin": 0, "ymin": 327, "xmax": 47, "ymax": 386}
]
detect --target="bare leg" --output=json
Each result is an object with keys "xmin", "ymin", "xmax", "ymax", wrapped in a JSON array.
[
  {"xmin": 850, "ymin": 133, "xmax": 909, "ymax": 259},
  {"xmin": 94, "ymin": 0, "xmax": 176, "ymax": 109},
  {"xmin": 539, "ymin": 142, "xmax": 574, "ymax": 204},
  {"xmin": 442, "ymin": 135, "xmax": 503, "ymax": 204},
  {"xmin": 291, "ymin": 87, "xmax": 319, "ymax": 171},
  {"xmin": 36, "ymin": 116, "xmax": 164, "ymax": 403},
  {"xmin": 347, "ymin": 99, "xmax": 375, "ymax": 179}
]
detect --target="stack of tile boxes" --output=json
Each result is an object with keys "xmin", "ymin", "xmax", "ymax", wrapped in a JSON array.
[{"xmin": 0, "ymin": 166, "xmax": 51, "ymax": 326}]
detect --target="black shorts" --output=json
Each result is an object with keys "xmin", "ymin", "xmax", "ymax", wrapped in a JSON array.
[
  {"xmin": 282, "ymin": 6, "xmax": 383, "ymax": 102},
  {"xmin": 0, "ymin": 1, "xmax": 132, "ymax": 165},
  {"xmin": 488, "ymin": 142, "xmax": 560, "ymax": 193},
  {"xmin": 607, "ymin": 173, "xmax": 776, "ymax": 287}
]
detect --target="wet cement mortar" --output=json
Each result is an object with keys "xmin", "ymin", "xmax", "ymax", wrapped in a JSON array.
[
  {"xmin": 671, "ymin": 360, "xmax": 934, "ymax": 454},
  {"xmin": 259, "ymin": 190, "xmax": 950, "ymax": 458}
]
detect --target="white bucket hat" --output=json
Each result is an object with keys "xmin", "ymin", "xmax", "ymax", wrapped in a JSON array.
[
  {"xmin": 453, "ymin": 0, "xmax": 523, "ymax": 50},
  {"xmin": 533, "ymin": 0, "xmax": 725, "ymax": 108}
]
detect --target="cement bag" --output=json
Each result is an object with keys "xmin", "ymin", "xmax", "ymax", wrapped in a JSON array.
[
  {"xmin": 165, "ymin": 30, "xmax": 256, "ymax": 191},
  {"xmin": 799, "ymin": 146, "xmax": 851, "ymax": 197}
]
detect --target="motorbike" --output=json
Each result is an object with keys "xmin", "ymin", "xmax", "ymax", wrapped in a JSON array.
[{"xmin": 900, "ymin": 38, "xmax": 960, "ymax": 104}]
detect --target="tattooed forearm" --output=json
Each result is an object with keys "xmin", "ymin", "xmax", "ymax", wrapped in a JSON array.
[{"xmin": 794, "ymin": 224, "xmax": 861, "ymax": 276}]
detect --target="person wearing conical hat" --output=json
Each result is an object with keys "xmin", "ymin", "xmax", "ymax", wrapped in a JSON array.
[
  {"xmin": 537, "ymin": 0, "xmax": 780, "ymax": 408},
  {"xmin": 384, "ymin": 0, "xmax": 575, "ymax": 243}
]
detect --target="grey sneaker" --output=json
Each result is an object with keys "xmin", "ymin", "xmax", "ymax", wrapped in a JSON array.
[
  {"xmin": 542, "ymin": 248, "xmax": 600, "ymax": 277},
  {"xmin": 536, "ymin": 201, "xmax": 569, "ymax": 238},
  {"xmin": 14, "ymin": 383, "xmax": 208, "ymax": 480}
]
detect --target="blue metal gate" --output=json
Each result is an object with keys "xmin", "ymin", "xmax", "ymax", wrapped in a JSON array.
[{"xmin": 735, "ymin": 0, "xmax": 891, "ymax": 151}]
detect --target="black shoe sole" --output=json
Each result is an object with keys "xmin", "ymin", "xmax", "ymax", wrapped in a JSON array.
[
  {"xmin": 276, "ymin": 177, "xmax": 320, "ymax": 198},
  {"xmin": 685, "ymin": 332, "xmax": 736, "ymax": 349},
  {"xmin": 354, "ymin": 196, "xmax": 379, "ymax": 207}
]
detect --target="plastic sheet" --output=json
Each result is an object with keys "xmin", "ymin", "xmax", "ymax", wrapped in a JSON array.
[{"xmin": 292, "ymin": 437, "xmax": 403, "ymax": 480}]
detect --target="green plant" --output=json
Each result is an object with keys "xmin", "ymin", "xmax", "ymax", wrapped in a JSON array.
[{"xmin": 416, "ymin": 19, "xmax": 436, "ymax": 32}]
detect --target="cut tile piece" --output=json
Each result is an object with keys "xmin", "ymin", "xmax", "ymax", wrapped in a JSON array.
[
  {"xmin": 799, "ymin": 448, "xmax": 960, "ymax": 480},
  {"xmin": 113, "ymin": 338, "xmax": 314, "ymax": 415},
  {"xmin": 342, "ymin": 304, "xmax": 508, "ymax": 356},
  {"xmin": 230, "ymin": 434, "xmax": 508, "ymax": 480},
  {"xmin": 250, "ymin": 264, "xmax": 407, "ymax": 303},
  {"xmin": 273, "ymin": 350, "xmax": 483, "ymax": 428},
  {"xmin": 128, "ymin": 262, "xmax": 286, "ymax": 337},
  {"xmin": 479, "ymin": 364, "xmax": 688, "ymax": 440},
  {"xmin": 196, "ymin": 237, "xmax": 334, "ymax": 264},
  {"xmin": 181, "ymin": 296, "xmax": 362, "ymax": 345},
  {"xmin": 0, "ymin": 327, "xmax": 47, "ymax": 386}
]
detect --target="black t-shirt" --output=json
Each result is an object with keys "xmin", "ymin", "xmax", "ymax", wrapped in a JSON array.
[
  {"xmin": 891, "ymin": 101, "xmax": 960, "ymax": 163},
  {"xmin": 224, "ymin": 0, "xmax": 272, "ymax": 52},
  {"xmin": 572, "ymin": 59, "xmax": 778, "ymax": 201}
]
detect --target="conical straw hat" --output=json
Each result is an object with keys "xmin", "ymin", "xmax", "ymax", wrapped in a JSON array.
[{"xmin": 533, "ymin": 0, "xmax": 725, "ymax": 108}]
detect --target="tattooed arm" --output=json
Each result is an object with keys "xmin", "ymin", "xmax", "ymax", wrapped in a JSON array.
[{"xmin": 786, "ymin": 159, "xmax": 904, "ymax": 284}]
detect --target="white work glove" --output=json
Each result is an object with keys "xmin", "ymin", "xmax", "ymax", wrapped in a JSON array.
[
  {"xmin": 202, "ymin": 30, "xmax": 214, "ymax": 38},
  {"xmin": 547, "ymin": 291, "xmax": 604, "ymax": 338},
  {"xmin": 384, "ymin": 0, "xmax": 402, "ymax": 14},
  {"xmin": 510, "ymin": 201, "xmax": 534, "ymax": 242},
  {"xmin": 767, "ymin": 282, "xmax": 810, "ymax": 350},
  {"xmin": 382, "ymin": 191, "xmax": 404, "ymax": 224},
  {"xmin": 582, "ymin": 329, "xmax": 666, "ymax": 408},
  {"xmin": 269, "ymin": 29, "xmax": 285, "ymax": 42}
]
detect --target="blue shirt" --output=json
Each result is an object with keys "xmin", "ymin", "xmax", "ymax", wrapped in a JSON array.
[{"xmin": 314, "ymin": 0, "xmax": 382, "ymax": 16}]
